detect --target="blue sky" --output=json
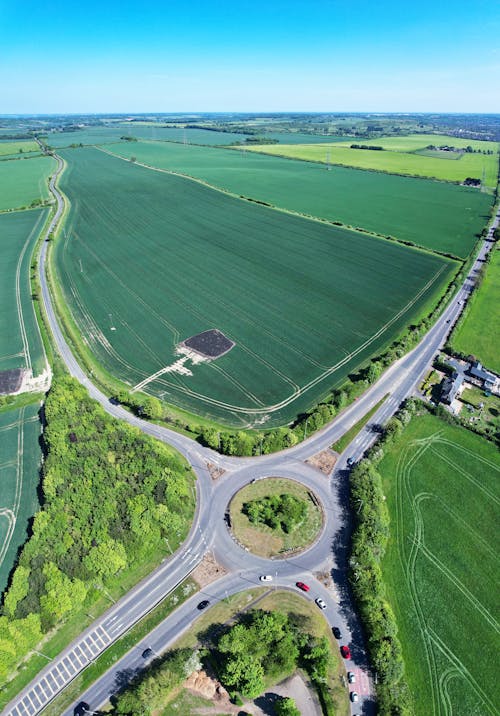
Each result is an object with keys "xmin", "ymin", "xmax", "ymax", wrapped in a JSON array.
[{"xmin": 1, "ymin": 0, "xmax": 499, "ymax": 113}]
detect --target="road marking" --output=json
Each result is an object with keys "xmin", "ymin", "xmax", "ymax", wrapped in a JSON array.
[
  {"xmin": 96, "ymin": 624, "xmax": 111, "ymax": 643},
  {"xmin": 23, "ymin": 693, "xmax": 37, "ymax": 712},
  {"xmin": 92, "ymin": 629, "xmax": 107, "ymax": 648},
  {"xmin": 63, "ymin": 656, "xmax": 76, "ymax": 674},
  {"xmin": 40, "ymin": 677, "xmax": 53, "ymax": 695},
  {"xmin": 71, "ymin": 646, "xmax": 86, "ymax": 667},
  {"xmin": 86, "ymin": 635, "xmax": 101, "ymax": 654},
  {"xmin": 109, "ymin": 619, "xmax": 123, "ymax": 633},
  {"xmin": 59, "ymin": 659, "xmax": 72, "ymax": 678}
]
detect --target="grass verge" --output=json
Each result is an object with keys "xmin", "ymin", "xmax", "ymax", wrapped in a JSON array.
[{"xmin": 331, "ymin": 396, "xmax": 387, "ymax": 454}]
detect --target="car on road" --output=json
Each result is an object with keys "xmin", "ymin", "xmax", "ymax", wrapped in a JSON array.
[
  {"xmin": 141, "ymin": 647, "xmax": 153, "ymax": 659},
  {"xmin": 346, "ymin": 457, "xmax": 355, "ymax": 467},
  {"xmin": 197, "ymin": 600, "xmax": 210, "ymax": 610},
  {"xmin": 350, "ymin": 691, "xmax": 359, "ymax": 702},
  {"xmin": 296, "ymin": 581, "xmax": 310, "ymax": 592},
  {"xmin": 74, "ymin": 703, "xmax": 90, "ymax": 716},
  {"xmin": 348, "ymin": 671, "xmax": 356, "ymax": 683},
  {"xmin": 315, "ymin": 597, "xmax": 327, "ymax": 610},
  {"xmin": 332, "ymin": 626, "xmax": 342, "ymax": 639},
  {"xmin": 340, "ymin": 645, "xmax": 351, "ymax": 659},
  {"xmin": 260, "ymin": 575, "xmax": 273, "ymax": 582}
]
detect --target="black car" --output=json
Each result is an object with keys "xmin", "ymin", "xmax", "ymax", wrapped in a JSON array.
[
  {"xmin": 142, "ymin": 647, "xmax": 153, "ymax": 659},
  {"xmin": 74, "ymin": 703, "xmax": 90, "ymax": 716},
  {"xmin": 346, "ymin": 457, "xmax": 355, "ymax": 467},
  {"xmin": 197, "ymin": 600, "xmax": 210, "ymax": 610},
  {"xmin": 332, "ymin": 626, "xmax": 342, "ymax": 640}
]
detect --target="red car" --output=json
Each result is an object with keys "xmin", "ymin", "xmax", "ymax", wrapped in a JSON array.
[
  {"xmin": 340, "ymin": 645, "xmax": 351, "ymax": 659},
  {"xmin": 296, "ymin": 581, "xmax": 310, "ymax": 592}
]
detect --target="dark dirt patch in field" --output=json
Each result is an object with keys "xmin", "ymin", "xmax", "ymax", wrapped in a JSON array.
[
  {"xmin": 181, "ymin": 329, "xmax": 235, "ymax": 359},
  {"xmin": 0, "ymin": 368, "xmax": 24, "ymax": 394}
]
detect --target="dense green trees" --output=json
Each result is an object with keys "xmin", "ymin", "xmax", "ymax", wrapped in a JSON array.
[
  {"xmin": 0, "ymin": 376, "xmax": 195, "ymax": 681},
  {"xmin": 243, "ymin": 494, "xmax": 307, "ymax": 534}
]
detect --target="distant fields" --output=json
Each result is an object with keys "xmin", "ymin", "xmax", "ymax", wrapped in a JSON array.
[
  {"xmin": 107, "ymin": 140, "xmax": 492, "ymax": 257},
  {"xmin": 242, "ymin": 133, "xmax": 499, "ymax": 189},
  {"xmin": 0, "ymin": 210, "xmax": 48, "ymax": 375},
  {"xmin": 379, "ymin": 412, "xmax": 500, "ymax": 716},
  {"xmin": 55, "ymin": 147, "xmax": 456, "ymax": 426},
  {"xmin": 0, "ymin": 140, "xmax": 39, "ymax": 156},
  {"xmin": 452, "ymin": 247, "xmax": 500, "ymax": 372},
  {"xmin": 0, "ymin": 403, "xmax": 41, "ymax": 595},
  {"xmin": 0, "ymin": 155, "xmax": 56, "ymax": 210},
  {"xmin": 44, "ymin": 126, "xmax": 250, "ymax": 147}
]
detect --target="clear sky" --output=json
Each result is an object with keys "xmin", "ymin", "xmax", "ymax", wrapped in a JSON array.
[{"xmin": 1, "ymin": 0, "xmax": 499, "ymax": 113}]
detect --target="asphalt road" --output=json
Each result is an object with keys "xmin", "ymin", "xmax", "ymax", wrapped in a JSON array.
[{"xmin": 4, "ymin": 155, "xmax": 499, "ymax": 716}]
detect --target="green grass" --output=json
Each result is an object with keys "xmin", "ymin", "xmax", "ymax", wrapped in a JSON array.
[
  {"xmin": 0, "ymin": 403, "xmax": 42, "ymax": 595},
  {"xmin": 167, "ymin": 589, "xmax": 349, "ymax": 716},
  {"xmin": 242, "ymin": 133, "xmax": 499, "ymax": 190},
  {"xmin": 54, "ymin": 146, "xmax": 456, "ymax": 427},
  {"xmin": 229, "ymin": 478, "xmax": 323, "ymax": 557},
  {"xmin": 107, "ymin": 140, "xmax": 492, "ymax": 257},
  {"xmin": 38, "ymin": 579, "xmax": 197, "ymax": 716},
  {"xmin": 44, "ymin": 126, "xmax": 250, "ymax": 148},
  {"xmin": 0, "ymin": 141, "xmax": 39, "ymax": 156},
  {"xmin": 459, "ymin": 385, "xmax": 500, "ymax": 437},
  {"xmin": 331, "ymin": 396, "xmax": 386, "ymax": 453},
  {"xmin": 0, "ymin": 155, "xmax": 56, "ymax": 210},
  {"xmin": 0, "ymin": 209, "xmax": 48, "ymax": 375},
  {"xmin": 452, "ymin": 247, "xmax": 500, "ymax": 372},
  {"xmin": 378, "ymin": 412, "xmax": 500, "ymax": 715}
]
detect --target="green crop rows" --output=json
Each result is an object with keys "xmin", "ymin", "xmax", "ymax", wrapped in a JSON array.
[
  {"xmin": 243, "ymin": 133, "xmax": 499, "ymax": 189},
  {"xmin": 54, "ymin": 147, "xmax": 456, "ymax": 427},
  {"xmin": 0, "ymin": 403, "xmax": 42, "ymax": 595},
  {"xmin": 0, "ymin": 156, "xmax": 56, "ymax": 211},
  {"xmin": 452, "ymin": 247, "xmax": 500, "ymax": 372},
  {"xmin": 0, "ymin": 209, "xmax": 48, "ymax": 375},
  {"xmin": 44, "ymin": 126, "xmax": 250, "ymax": 148},
  {"xmin": 379, "ymin": 412, "xmax": 500, "ymax": 715},
  {"xmin": 107, "ymin": 140, "xmax": 491, "ymax": 258},
  {"xmin": 0, "ymin": 141, "xmax": 39, "ymax": 156}
]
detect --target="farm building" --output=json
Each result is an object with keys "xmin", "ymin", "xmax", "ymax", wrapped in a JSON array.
[{"xmin": 467, "ymin": 361, "xmax": 496, "ymax": 391}]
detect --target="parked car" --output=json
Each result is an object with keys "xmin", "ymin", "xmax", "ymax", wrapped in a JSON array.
[
  {"xmin": 315, "ymin": 597, "xmax": 327, "ymax": 610},
  {"xmin": 348, "ymin": 671, "xmax": 356, "ymax": 683},
  {"xmin": 340, "ymin": 645, "xmax": 351, "ymax": 659},
  {"xmin": 197, "ymin": 600, "xmax": 210, "ymax": 610},
  {"xmin": 296, "ymin": 581, "xmax": 310, "ymax": 592},
  {"xmin": 332, "ymin": 626, "xmax": 342, "ymax": 639},
  {"xmin": 350, "ymin": 691, "xmax": 359, "ymax": 702},
  {"xmin": 259, "ymin": 575, "xmax": 273, "ymax": 582}
]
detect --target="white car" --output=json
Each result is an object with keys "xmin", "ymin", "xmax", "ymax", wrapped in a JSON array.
[
  {"xmin": 350, "ymin": 691, "xmax": 359, "ymax": 702},
  {"xmin": 348, "ymin": 671, "xmax": 356, "ymax": 683},
  {"xmin": 259, "ymin": 575, "xmax": 273, "ymax": 582},
  {"xmin": 315, "ymin": 597, "xmax": 327, "ymax": 610}
]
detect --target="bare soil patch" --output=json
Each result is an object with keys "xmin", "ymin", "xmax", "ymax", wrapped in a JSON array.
[
  {"xmin": 306, "ymin": 449, "xmax": 338, "ymax": 475},
  {"xmin": 191, "ymin": 552, "xmax": 228, "ymax": 588}
]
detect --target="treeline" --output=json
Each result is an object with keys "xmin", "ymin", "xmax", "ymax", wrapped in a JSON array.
[
  {"xmin": 350, "ymin": 144, "xmax": 385, "ymax": 151},
  {"xmin": 111, "ymin": 609, "xmax": 335, "ymax": 715},
  {"xmin": 0, "ymin": 376, "xmax": 195, "ymax": 682},
  {"xmin": 349, "ymin": 401, "xmax": 418, "ymax": 714}
]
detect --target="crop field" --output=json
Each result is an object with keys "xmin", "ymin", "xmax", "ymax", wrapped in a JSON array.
[
  {"xmin": 379, "ymin": 412, "xmax": 500, "ymax": 715},
  {"xmin": 452, "ymin": 247, "xmax": 500, "ymax": 372},
  {"xmin": 44, "ymin": 126, "xmax": 251, "ymax": 148},
  {"xmin": 0, "ymin": 155, "xmax": 56, "ymax": 211},
  {"xmin": 0, "ymin": 402, "xmax": 41, "ymax": 595},
  {"xmin": 0, "ymin": 140, "xmax": 39, "ymax": 156},
  {"xmin": 242, "ymin": 134, "xmax": 499, "ymax": 189},
  {"xmin": 0, "ymin": 209, "xmax": 48, "ymax": 375},
  {"xmin": 106, "ymin": 141, "xmax": 491, "ymax": 257},
  {"xmin": 55, "ymin": 147, "xmax": 456, "ymax": 427}
]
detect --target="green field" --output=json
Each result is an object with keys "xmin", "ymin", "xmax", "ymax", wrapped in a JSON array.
[
  {"xmin": 0, "ymin": 209, "xmax": 48, "ymax": 375},
  {"xmin": 54, "ymin": 147, "xmax": 456, "ymax": 427},
  {"xmin": 44, "ymin": 126, "xmax": 250, "ymax": 148},
  {"xmin": 452, "ymin": 247, "xmax": 500, "ymax": 372},
  {"xmin": 379, "ymin": 412, "xmax": 500, "ymax": 715},
  {"xmin": 0, "ymin": 403, "xmax": 42, "ymax": 595},
  {"xmin": 106, "ymin": 140, "xmax": 491, "ymax": 257},
  {"xmin": 0, "ymin": 140, "xmax": 39, "ymax": 156},
  {"xmin": 0, "ymin": 155, "xmax": 56, "ymax": 210},
  {"xmin": 242, "ymin": 133, "xmax": 499, "ymax": 189}
]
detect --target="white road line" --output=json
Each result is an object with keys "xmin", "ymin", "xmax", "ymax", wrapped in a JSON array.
[
  {"xmin": 52, "ymin": 666, "xmax": 65, "ymax": 686},
  {"xmin": 33, "ymin": 684, "xmax": 45, "ymax": 702},
  {"xmin": 27, "ymin": 690, "xmax": 42, "ymax": 708},
  {"xmin": 58, "ymin": 659, "xmax": 72, "ymax": 678},
  {"xmin": 62, "ymin": 655, "xmax": 76, "ymax": 674},
  {"xmin": 70, "ymin": 647, "xmax": 85, "ymax": 667},
  {"xmin": 17, "ymin": 699, "xmax": 30, "ymax": 715},
  {"xmin": 96, "ymin": 624, "xmax": 111, "ymax": 643},
  {"xmin": 86, "ymin": 635, "xmax": 101, "ymax": 654},
  {"xmin": 109, "ymin": 619, "xmax": 123, "ymax": 632},
  {"xmin": 75, "ymin": 644, "xmax": 89, "ymax": 665},
  {"xmin": 40, "ymin": 676, "xmax": 54, "ymax": 695},
  {"xmin": 46, "ymin": 671, "xmax": 59, "ymax": 692},
  {"xmin": 92, "ymin": 630, "xmax": 107, "ymax": 648},
  {"xmin": 23, "ymin": 693, "xmax": 37, "ymax": 712}
]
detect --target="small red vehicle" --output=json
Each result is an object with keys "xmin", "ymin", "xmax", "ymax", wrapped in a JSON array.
[
  {"xmin": 340, "ymin": 645, "xmax": 351, "ymax": 659},
  {"xmin": 296, "ymin": 581, "xmax": 310, "ymax": 592}
]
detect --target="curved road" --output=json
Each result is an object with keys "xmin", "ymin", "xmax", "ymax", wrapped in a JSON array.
[{"xmin": 4, "ymin": 155, "xmax": 499, "ymax": 716}]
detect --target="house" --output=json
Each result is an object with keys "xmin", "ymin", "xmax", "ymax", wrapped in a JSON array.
[
  {"xmin": 468, "ymin": 361, "xmax": 496, "ymax": 391},
  {"xmin": 440, "ymin": 371, "xmax": 464, "ymax": 405}
]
